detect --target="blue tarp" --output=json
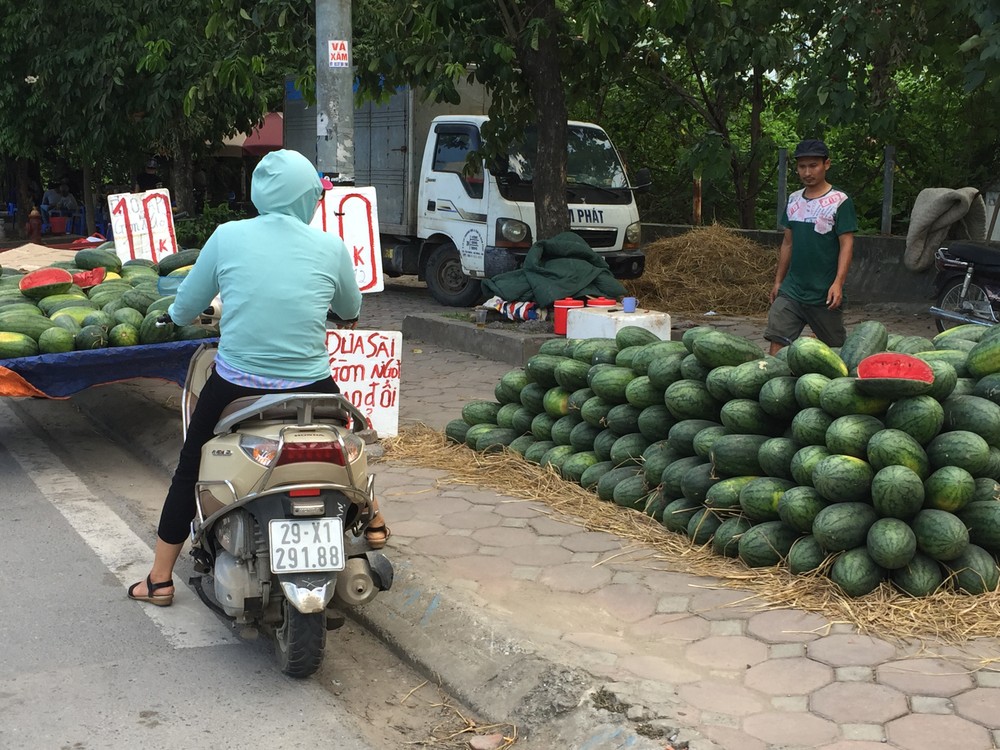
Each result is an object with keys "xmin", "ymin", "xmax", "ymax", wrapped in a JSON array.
[{"xmin": 0, "ymin": 339, "xmax": 218, "ymax": 398}]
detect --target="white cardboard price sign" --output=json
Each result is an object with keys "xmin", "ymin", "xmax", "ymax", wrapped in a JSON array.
[
  {"xmin": 107, "ymin": 189, "xmax": 179, "ymax": 263},
  {"xmin": 326, "ymin": 329, "xmax": 400, "ymax": 437},
  {"xmin": 311, "ymin": 186, "xmax": 384, "ymax": 294}
]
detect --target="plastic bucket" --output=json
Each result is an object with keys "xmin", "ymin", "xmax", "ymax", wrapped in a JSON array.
[
  {"xmin": 49, "ymin": 216, "xmax": 68, "ymax": 234},
  {"xmin": 587, "ymin": 297, "xmax": 617, "ymax": 308},
  {"xmin": 553, "ymin": 298, "xmax": 584, "ymax": 336}
]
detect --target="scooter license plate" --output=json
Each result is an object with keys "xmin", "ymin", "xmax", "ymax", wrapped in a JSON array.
[{"xmin": 268, "ymin": 518, "xmax": 345, "ymax": 573}]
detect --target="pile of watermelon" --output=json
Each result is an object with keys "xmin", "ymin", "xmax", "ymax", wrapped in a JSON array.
[
  {"xmin": 445, "ymin": 323, "xmax": 1000, "ymax": 599},
  {"xmin": 0, "ymin": 245, "xmax": 212, "ymax": 358}
]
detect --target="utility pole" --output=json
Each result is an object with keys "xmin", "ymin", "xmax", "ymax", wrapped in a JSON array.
[{"xmin": 315, "ymin": 0, "xmax": 354, "ymax": 185}]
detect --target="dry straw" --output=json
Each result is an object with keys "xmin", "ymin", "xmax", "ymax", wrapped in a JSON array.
[
  {"xmin": 383, "ymin": 424, "xmax": 1000, "ymax": 645},
  {"xmin": 624, "ymin": 224, "xmax": 777, "ymax": 317}
]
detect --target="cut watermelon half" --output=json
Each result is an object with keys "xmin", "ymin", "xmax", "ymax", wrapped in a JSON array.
[
  {"xmin": 856, "ymin": 352, "xmax": 935, "ymax": 398},
  {"xmin": 18, "ymin": 267, "xmax": 74, "ymax": 300},
  {"xmin": 72, "ymin": 267, "xmax": 107, "ymax": 290}
]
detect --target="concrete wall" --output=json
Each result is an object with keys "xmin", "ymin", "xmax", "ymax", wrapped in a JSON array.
[{"xmin": 643, "ymin": 224, "xmax": 936, "ymax": 308}]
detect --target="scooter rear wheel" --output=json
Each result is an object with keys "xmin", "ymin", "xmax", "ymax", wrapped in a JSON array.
[
  {"xmin": 274, "ymin": 599, "xmax": 326, "ymax": 678},
  {"xmin": 935, "ymin": 281, "xmax": 995, "ymax": 333}
]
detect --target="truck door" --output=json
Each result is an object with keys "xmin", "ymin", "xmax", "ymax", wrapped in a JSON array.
[{"xmin": 418, "ymin": 122, "xmax": 488, "ymax": 276}]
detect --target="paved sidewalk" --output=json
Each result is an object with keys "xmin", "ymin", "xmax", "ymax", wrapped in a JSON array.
[{"xmin": 74, "ymin": 283, "xmax": 999, "ymax": 750}]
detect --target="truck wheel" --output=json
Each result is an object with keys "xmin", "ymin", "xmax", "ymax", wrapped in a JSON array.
[{"xmin": 425, "ymin": 243, "xmax": 483, "ymax": 307}]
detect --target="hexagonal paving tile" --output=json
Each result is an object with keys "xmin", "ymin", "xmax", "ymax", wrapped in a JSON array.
[
  {"xmin": 810, "ymin": 681, "xmax": 909, "ymax": 724},
  {"xmin": 440, "ymin": 508, "xmax": 502, "ymax": 530},
  {"xmin": 746, "ymin": 609, "xmax": 830, "ymax": 643},
  {"xmin": 953, "ymin": 687, "xmax": 1000, "ymax": 728},
  {"xmin": 586, "ymin": 583, "xmax": 658, "ymax": 624},
  {"xmin": 877, "ymin": 658, "xmax": 976, "ymax": 698},
  {"xmin": 560, "ymin": 531, "xmax": 624, "ymax": 553},
  {"xmin": 742, "ymin": 710, "xmax": 839, "ymax": 746},
  {"xmin": 687, "ymin": 587, "xmax": 760, "ymax": 620},
  {"xmin": 470, "ymin": 526, "xmax": 538, "ymax": 547},
  {"xmin": 408, "ymin": 495, "xmax": 471, "ymax": 515},
  {"xmin": 887, "ymin": 713, "xmax": 993, "ymax": 750},
  {"xmin": 807, "ymin": 633, "xmax": 897, "ymax": 667},
  {"xmin": 678, "ymin": 679, "xmax": 767, "ymax": 716},
  {"xmin": 627, "ymin": 614, "xmax": 711, "ymax": 642},
  {"xmin": 390, "ymin": 519, "xmax": 449, "ymax": 538},
  {"xmin": 538, "ymin": 562, "xmax": 613, "ymax": 593},
  {"xmin": 698, "ymin": 725, "xmax": 767, "ymax": 750},
  {"xmin": 410, "ymin": 534, "xmax": 480, "ymax": 556},
  {"xmin": 504, "ymin": 544, "xmax": 574, "ymax": 566},
  {"xmin": 685, "ymin": 635, "xmax": 769, "ymax": 671},
  {"xmin": 744, "ymin": 657, "xmax": 834, "ymax": 696}
]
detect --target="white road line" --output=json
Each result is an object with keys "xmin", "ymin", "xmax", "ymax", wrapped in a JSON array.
[{"xmin": 0, "ymin": 401, "xmax": 236, "ymax": 648}]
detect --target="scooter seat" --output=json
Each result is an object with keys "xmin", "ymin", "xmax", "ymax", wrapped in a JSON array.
[
  {"xmin": 215, "ymin": 394, "xmax": 353, "ymax": 434},
  {"xmin": 945, "ymin": 241, "xmax": 1000, "ymax": 268}
]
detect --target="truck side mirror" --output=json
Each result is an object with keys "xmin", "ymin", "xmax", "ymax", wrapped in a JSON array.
[{"xmin": 632, "ymin": 167, "xmax": 652, "ymax": 193}]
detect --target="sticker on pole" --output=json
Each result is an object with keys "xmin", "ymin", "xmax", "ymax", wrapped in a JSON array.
[
  {"xmin": 326, "ymin": 329, "xmax": 400, "ymax": 437},
  {"xmin": 107, "ymin": 189, "xmax": 179, "ymax": 264},
  {"xmin": 311, "ymin": 186, "xmax": 384, "ymax": 293},
  {"xmin": 328, "ymin": 40, "xmax": 349, "ymax": 68}
]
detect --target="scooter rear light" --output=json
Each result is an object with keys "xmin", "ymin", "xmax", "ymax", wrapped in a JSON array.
[
  {"xmin": 276, "ymin": 441, "xmax": 345, "ymax": 466},
  {"xmin": 289, "ymin": 488, "xmax": 322, "ymax": 497}
]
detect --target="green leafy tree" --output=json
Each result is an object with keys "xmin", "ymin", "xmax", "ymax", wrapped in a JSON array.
[{"xmin": 353, "ymin": 0, "xmax": 688, "ymax": 240}]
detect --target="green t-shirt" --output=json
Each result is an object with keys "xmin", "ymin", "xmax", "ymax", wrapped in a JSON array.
[{"xmin": 779, "ymin": 186, "xmax": 858, "ymax": 306}]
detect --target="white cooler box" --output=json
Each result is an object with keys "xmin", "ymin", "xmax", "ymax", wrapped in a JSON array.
[{"xmin": 566, "ymin": 307, "xmax": 672, "ymax": 341}]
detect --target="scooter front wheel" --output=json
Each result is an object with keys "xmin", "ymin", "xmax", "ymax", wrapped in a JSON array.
[
  {"xmin": 935, "ymin": 280, "xmax": 995, "ymax": 333},
  {"xmin": 274, "ymin": 599, "xmax": 326, "ymax": 678}
]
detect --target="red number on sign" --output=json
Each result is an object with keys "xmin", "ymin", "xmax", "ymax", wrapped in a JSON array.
[{"xmin": 110, "ymin": 197, "xmax": 136, "ymax": 260}]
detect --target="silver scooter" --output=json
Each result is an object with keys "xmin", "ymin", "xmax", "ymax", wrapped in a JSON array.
[{"xmin": 172, "ymin": 318, "xmax": 392, "ymax": 678}]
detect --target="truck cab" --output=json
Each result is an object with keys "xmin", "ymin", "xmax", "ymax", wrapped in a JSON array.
[{"xmin": 414, "ymin": 115, "xmax": 645, "ymax": 306}]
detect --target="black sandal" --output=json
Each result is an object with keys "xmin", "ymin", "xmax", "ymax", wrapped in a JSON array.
[{"xmin": 127, "ymin": 575, "xmax": 175, "ymax": 607}]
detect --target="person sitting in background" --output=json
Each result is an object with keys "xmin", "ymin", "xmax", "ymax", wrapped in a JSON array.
[
  {"xmin": 39, "ymin": 181, "xmax": 61, "ymax": 221},
  {"xmin": 134, "ymin": 159, "xmax": 162, "ymax": 192},
  {"xmin": 48, "ymin": 182, "xmax": 78, "ymax": 217}
]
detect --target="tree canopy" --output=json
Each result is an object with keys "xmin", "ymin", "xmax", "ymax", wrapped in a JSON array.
[{"xmin": 0, "ymin": 0, "xmax": 998, "ymax": 238}]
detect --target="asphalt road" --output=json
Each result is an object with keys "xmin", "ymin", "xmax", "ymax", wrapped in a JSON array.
[{"xmin": 0, "ymin": 397, "xmax": 383, "ymax": 750}]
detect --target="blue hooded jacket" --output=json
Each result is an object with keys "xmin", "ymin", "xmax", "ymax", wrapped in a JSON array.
[{"xmin": 168, "ymin": 149, "xmax": 362, "ymax": 381}]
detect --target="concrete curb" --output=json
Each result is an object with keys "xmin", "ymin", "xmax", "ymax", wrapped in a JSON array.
[
  {"xmin": 402, "ymin": 313, "xmax": 554, "ymax": 367},
  {"xmin": 72, "ymin": 382, "xmax": 669, "ymax": 748}
]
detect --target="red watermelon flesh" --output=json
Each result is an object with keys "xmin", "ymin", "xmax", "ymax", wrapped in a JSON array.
[
  {"xmin": 18, "ymin": 267, "xmax": 74, "ymax": 300},
  {"xmin": 72, "ymin": 267, "xmax": 106, "ymax": 289},
  {"xmin": 856, "ymin": 352, "xmax": 935, "ymax": 398}
]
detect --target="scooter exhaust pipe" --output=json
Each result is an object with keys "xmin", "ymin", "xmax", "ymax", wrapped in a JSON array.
[
  {"xmin": 929, "ymin": 307, "xmax": 995, "ymax": 328},
  {"xmin": 334, "ymin": 557, "xmax": 378, "ymax": 607}
]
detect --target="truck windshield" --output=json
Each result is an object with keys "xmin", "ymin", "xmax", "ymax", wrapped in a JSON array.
[{"xmin": 499, "ymin": 125, "xmax": 632, "ymax": 205}]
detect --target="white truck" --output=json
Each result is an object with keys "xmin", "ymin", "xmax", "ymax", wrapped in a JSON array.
[{"xmin": 285, "ymin": 83, "xmax": 646, "ymax": 306}]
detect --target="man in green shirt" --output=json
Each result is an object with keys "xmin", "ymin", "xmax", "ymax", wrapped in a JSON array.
[{"xmin": 766, "ymin": 139, "xmax": 857, "ymax": 355}]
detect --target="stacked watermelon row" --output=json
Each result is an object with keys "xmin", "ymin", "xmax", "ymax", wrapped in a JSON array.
[
  {"xmin": 445, "ymin": 322, "xmax": 1000, "ymax": 599},
  {"xmin": 0, "ymin": 245, "xmax": 212, "ymax": 358}
]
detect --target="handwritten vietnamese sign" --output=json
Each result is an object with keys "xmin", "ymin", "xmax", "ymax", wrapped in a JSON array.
[
  {"xmin": 326, "ymin": 329, "xmax": 400, "ymax": 437},
  {"xmin": 107, "ymin": 189, "xmax": 179, "ymax": 263},
  {"xmin": 311, "ymin": 185, "xmax": 384, "ymax": 294}
]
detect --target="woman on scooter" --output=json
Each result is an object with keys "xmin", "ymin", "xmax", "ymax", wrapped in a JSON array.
[{"xmin": 128, "ymin": 149, "xmax": 388, "ymax": 607}]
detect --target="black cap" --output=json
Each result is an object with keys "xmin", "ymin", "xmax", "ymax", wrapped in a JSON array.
[{"xmin": 793, "ymin": 139, "xmax": 829, "ymax": 159}]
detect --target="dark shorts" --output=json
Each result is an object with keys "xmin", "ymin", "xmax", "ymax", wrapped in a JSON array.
[{"xmin": 765, "ymin": 294, "xmax": 846, "ymax": 348}]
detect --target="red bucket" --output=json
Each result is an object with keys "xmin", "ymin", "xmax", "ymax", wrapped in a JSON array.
[
  {"xmin": 553, "ymin": 298, "xmax": 584, "ymax": 336},
  {"xmin": 49, "ymin": 216, "xmax": 69, "ymax": 234},
  {"xmin": 587, "ymin": 297, "xmax": 617, "ymax": 308}
]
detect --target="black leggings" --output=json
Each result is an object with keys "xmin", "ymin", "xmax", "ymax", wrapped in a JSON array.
[{"xmin": 157, "ymin": 370, "xmax": 341, "ymax": 544}]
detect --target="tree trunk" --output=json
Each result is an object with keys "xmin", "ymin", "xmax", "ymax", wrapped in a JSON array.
[
  {"xmin": 82, "ymin": 164, "xmax": 96, "ymax": 236},
  {"xmin": 15, "ymin": 158, "xmax": 34, "ymax": 239},
  {"xmin": 519, "ymin": 0, "xmax": 569, "ymax": 241},
  {"xmin": 172, "ymin": 140, "xmax": 195, "ymax": 216},
  {"xmin": 742, "ymin": 65, "xmax": 765, "ymax": 230}
]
